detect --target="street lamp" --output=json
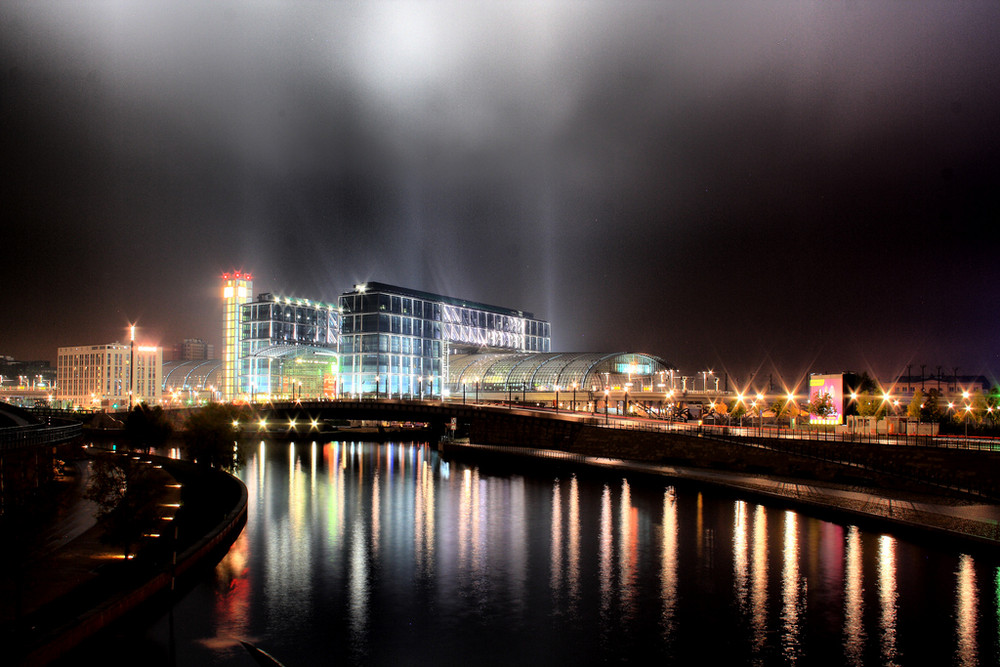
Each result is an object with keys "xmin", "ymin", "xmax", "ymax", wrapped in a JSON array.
[
  {"xmin": 571, "ymin": 382, "xmax": 578, "ymax": 412},
  {"xmin": 755, "ymin": 392, "xmax": 764, "ymax": 435},
  {"xmin": 417, "ymin": 375, "xmax": 423, "ymax": 401},
  {"xmin": 375, "ymin": 375, "xmax": 380, "ymax": 401},
  {"xmin": 462, "ymin": 379, "xmax": 467, "ymax": 404},
  {"xmin": 604, "ymin": 388, "xmax": 610, "ymax": 424},
  {"xmin": 881, "ymin": 392, "xmax": 891, "ymax": 440},
  {"xmin": 555, "ymin": 385, "xmax": 560, "ymax": 413},
  {"xmin": 475, "ymin": 377, "xmax": 480, "ymax": 404}
]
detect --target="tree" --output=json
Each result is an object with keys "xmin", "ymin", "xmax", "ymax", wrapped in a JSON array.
[
  {"xmin": 125, "ymin": 404, "xmax": 173, "ymax": 453},
  {"xmin": 184, "ymin": 403, "xmax": 244, "ymax": 471},
  {"xmin": 854, "ymin": 391, "xmax": 886, "ymax": 418},
  {"xmin": 809, "ymin": 391, "xmax": 836, "ymax": 418},
  {"xmin": 907, "ymin": 389, "xmax": 924, "ymax": 421},
  {"xmin": 85, "ymin": 452, "xmax": 162, "ymax": 559},
  {"xmin": 923, "ymin": 388, "xmax": 943, "ymax": 422}
]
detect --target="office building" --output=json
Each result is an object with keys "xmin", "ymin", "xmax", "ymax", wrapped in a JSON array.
[{"xmin": 56, "ymin": 340, "xmax": 162, "ymax": 409}]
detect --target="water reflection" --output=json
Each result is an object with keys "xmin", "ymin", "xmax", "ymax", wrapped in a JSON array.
[
  {"xmin": 619, "ymin": 479, "xmax": 638, "ymax": 620},
  {"xmin": 781, "ymin": 511, "xmax": 801, "ymax": 662},
  {"xmin": 599, "ymin": 484, "xmax": 612, "ymax": 642},
  {"xmin": 733, "ymin": 500, "xmax": 748, "ymax": 613},
  {"xmin": 551, "ymin": 479, "xmax": 562, "ymax": 596},
  {"xmin": 843, "ymin": 525, "xmax": 865, "ymax": 666},
  {"xmin": 136, "ymin": 441, "xmax": 1000, "ymax": 666},
  {"xmin": 662, "ymin": 487, "xmax": 678, "ymax": 638},
  {"xmin": 751, "ymin": 504, "xmax": 769, "ymax": 657},
  {"xmin": 878, "ymin": 534, "xmax": 899, "ymax": 666},
  {"xmin": 956, "ymin": 554, "xmax": 977, "ymax": 667},
  {"xmin": 567, "ymin": 475, "xmax": 580, "ymax": 609}
]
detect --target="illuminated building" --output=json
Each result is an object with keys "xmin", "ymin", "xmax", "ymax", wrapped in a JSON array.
[
  {"xmin": 338, "ymin": 282, "xmax": 551, "ymax": 397},
  {"xmin": 56, "ymin": 341, "xmax": 162, "ymax": 409},
  {"xmin": 221, "ymin": 271, "xmax": 253, "ymax": 401},
  {"xmin": 162, "ymin": 359, "xmax": 222, "ymax": 406},
  {"xmin": 446, "ymin": 352, "xmax": 670, "ymax": 397},
  {"xmin": 240, "ymin": 292, "xmax": 340, "ymax": 400}
]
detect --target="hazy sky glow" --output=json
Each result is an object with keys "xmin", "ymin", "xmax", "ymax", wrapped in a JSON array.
[{"xmin": 3, "ymin": 1, "xmax": 999, "ymax": 385}]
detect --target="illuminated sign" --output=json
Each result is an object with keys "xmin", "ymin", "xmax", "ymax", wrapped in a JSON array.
[{"xmin": 809, "ymin": 374, "xmax": 844, "ymax": 424}]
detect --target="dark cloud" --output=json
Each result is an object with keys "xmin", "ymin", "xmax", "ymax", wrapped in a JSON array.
[{"xmin": 2, "ymin": 1, "xmax": 999, "ymax": 383}]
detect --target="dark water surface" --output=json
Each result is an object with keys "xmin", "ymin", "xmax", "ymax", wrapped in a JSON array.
[{"xmin": 94, "ymin": 441, "xmax": 1000, "ymax": 665}]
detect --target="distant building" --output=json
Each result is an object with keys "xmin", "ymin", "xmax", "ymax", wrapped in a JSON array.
[
  {"xmin": 56, "ymin": 341, "xmax": 162, "ymax": 409},
  {"xmin": 0, "ymin": 357, "xmax": 56, "ymax": 390},
  {"xmin": 164, "ymin": 338, "xmax": 215, "ymax": 362}
]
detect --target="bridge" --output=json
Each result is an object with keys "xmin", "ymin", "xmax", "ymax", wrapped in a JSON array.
[{"xmin": 249, "ymin": 399, "xmax": 1000, "ymax": 501}]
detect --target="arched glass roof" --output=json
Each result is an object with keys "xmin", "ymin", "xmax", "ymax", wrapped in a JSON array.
[
  {"xmin": 447, "ymin": 352, "xmax": 673, "ymax": 393},
  {"xmin": 162, "ymin": 359, "xmax": 223, "ymax": 391}
]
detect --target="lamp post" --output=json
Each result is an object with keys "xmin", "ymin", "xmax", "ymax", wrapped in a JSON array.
[
  {"xmin": 756, "ymin": 393, "xmax": 764, "ymax": 437},
  {"xmin": 475, "ymin": 377, "xmax": 480, "ymax": 404},
  {"xmin": 604, "ymin": 388, "xmax": 610, "ymax": 424},
  {"xmin": 571, "ymin": 382, "xmax": 578, "ymax": 412},
  {"xmin": 881, "ymin": 392, "xmax": 891, "ymax": 442},
  {"xmin": 417, "ymin": 376, "xmax": 423, "ymax": 401},
  {"xmin": 128, "ymin": 324, "xmax": 135, "ymax": 411},
  {"xmin": 462, "ymin": 380, "xmax": 467, "ymax": 404},
  {"xmin": 375, "ymin": 375, "xmax": 380, "ymax": 401},
  {"xmin": 555, "ymin": 385, "xmax": 560, "ymax": 413}
]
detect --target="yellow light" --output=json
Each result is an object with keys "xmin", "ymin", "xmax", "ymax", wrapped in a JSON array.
[{"xmin": 224, "ymin": 286, "xmax": 234, "ymax": 298}]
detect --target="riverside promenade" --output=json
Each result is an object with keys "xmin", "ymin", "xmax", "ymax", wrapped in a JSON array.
[{"xmin": 2, "ymin": 450, "xmax": 247, "ymax": 666}]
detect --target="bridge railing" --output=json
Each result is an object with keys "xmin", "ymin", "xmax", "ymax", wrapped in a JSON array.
[{"xmin": 0, "ymin": 422, "xmax": 83, "ymax": 451}]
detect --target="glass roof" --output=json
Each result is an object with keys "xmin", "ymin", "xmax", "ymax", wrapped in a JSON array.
[{"xmin": 447, "ymin": 352, "xmax": 672, "ymax": 393}]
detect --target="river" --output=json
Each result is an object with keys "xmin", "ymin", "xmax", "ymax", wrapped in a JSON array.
[{"xmin": 87, "ymin": 439, "xmax": 1000, "ymax": 665}]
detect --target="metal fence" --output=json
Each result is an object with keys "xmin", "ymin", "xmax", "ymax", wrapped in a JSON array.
[{"xmin": 0, "ymin": 422, "xmax": 82, "ymax": 451}]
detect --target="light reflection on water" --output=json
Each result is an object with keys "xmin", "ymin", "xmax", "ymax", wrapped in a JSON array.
[{"xmin": 103, "ymin": 440, "xmax": 1000, "ymax": 665}]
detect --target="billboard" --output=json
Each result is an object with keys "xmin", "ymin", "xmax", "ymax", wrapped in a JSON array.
[{"xmin": 809, "ymin": 374, "xmax": 844, "ymax": 424}]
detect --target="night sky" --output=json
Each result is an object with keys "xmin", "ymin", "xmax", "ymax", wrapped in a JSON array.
[{"xmin": 3, "ymin": 1, "xmax": 999, "ymax": 386}]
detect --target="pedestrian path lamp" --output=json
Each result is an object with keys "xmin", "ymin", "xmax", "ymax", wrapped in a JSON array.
[{"xmin": 604, "ymin": 389, "xmax": 610, "ymax": 424}]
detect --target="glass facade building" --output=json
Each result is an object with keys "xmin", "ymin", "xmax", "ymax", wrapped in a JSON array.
[
  {"xmin": 239, "ymin": 293, "xmax": 340, "ymax": 400},
  {"xmin": 338, "ymin": 282, "xmax": 551, "ymax": 398}
]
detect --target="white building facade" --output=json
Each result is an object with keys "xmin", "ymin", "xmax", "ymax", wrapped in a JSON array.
[{"xmin": 56, "ymin": 342, "xmax": 162, "ymax": 409}]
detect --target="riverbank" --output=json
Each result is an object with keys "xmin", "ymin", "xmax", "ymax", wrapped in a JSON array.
[
  {"xmin": 3, "ymin": 449, "xmax": 247, "ymax": 666},
  {"xmin": 441, "ymin": 441, "xmax": 1000, "ymax": 555}
]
